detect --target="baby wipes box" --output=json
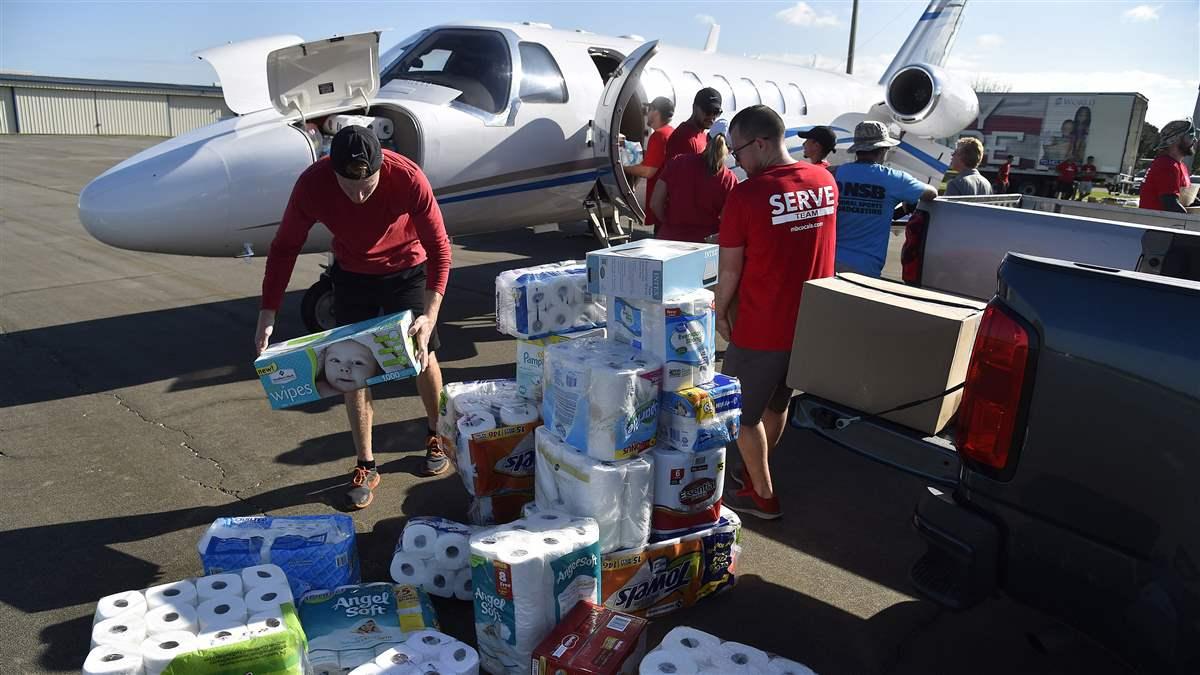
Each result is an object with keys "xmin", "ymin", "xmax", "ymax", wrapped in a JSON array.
[
  {"xmin": 658, "ymin": 374, "xmax": 742, "ymax": 453},
  {"xmin": 254, "ymin": 310, "xmax": 420, "ymax": 410},
  {"xmin": 298, "ymin": 582, "xmax": 440, "ymax": 673},
  {"xmin": 586, "ymin": 239, "xmax": 719, "ymax": 303},
  {"xmin": 531, "ymin": 601, "xmax": 648, "ymax": 675}
]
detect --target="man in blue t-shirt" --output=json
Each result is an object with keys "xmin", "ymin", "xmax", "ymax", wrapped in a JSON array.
[{"xmin": 833, "ymin": 121, "xmax": 937, "ymax": 276}]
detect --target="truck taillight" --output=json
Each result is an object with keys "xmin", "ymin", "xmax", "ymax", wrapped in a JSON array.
[
  {"xmin": 957, "ymin": 302, "xmax": 1033, "ymax": 472},
  {"xmin": 901, "ymin": 210, "xmax": 929, "ymax": 284}
]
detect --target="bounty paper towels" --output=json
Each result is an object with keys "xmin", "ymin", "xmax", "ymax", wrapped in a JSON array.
[
  {"xmin": 542, "ymin": 337, "xmax": 663, "ymax": 461},
  {"xmin": 609, "ymin": 290, "xmax": 716, "ymax": 391},
  {"xmin": 658, "ymin": 374, "xmax": 741, "ymax": 453},
  {"xmin": 650, "ymin": 446, "xmax": 726, "ymax": 539},
  {"xmin": 534, "ymin": 426, "xmax": 653, "ymax": 553},
  {"xmin": 496, "ymin": 261, "xmax": 606, "ymax": 340}
]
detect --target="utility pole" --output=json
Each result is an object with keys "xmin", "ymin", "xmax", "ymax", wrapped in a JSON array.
[{"xmin": 847, "ymin": 0, "xmax": 860, "ymax": 74}]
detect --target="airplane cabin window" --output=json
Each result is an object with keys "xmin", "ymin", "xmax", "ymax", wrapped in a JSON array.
[
  {"xmin": 708, "ymin": 75, "xmax": 735, "ymax": 112},
  {"xmin": 381, "ymin": 29, "xmax": 512, "ymax": 114},
  {"xmin": 735, "ymin": 78, "xmax": 761, "ymax": 107},
  {"xmin": 518, "ymin": 42, "xmax": 568, "ymax": 103},
  {"xmin": 785, "ymin": 83, "xmax": 808, "ymax": 116},
  {"xmin": 761, "ymin": 80, "xmax": 786, "ymax": 114},
  {"xmin": 641, "ymin": 68, "xmax": 674, "ymax": 107}
]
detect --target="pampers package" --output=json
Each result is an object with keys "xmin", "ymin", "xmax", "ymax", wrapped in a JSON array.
[
  {"xmin": 600, "ymin": 508, "xmax": 741, "ymax": 619},
  {"xmin": 609, "ymin": 290, "xmax": 716, "ymax": 391},
  {"xmin": 516, "ymin": 327, "xmax": 607, "ymax": 401},
  {"xmin": 470, "ymin": 515, "xmax": 602, "ymax": 675},
  {"xmin": 585, "ymin": 239, "xmax": 718, "ymax": 303},
  {"xmin": 496, "ymin": 260, "xmax": 607, "ymax": 340},
  {"xmin": 297, "ymin": 582, "xmax": 441, "ymax": 673},
  {"xmin": 658, "ymin": 374, "xmax": 741, "ymax": 453},
  {"xmin": 83, "ymin": 565, "xmax": 308, "ymax": 675},
  {"xmin": 542, "ymin": 337, "xmax": 663, "ymax": 461},
  {"xmin": 254, "ymin": 311, "xmax": 420, "ymax": 410},
  {"xmin": 198, "ymin": 515, "xmax": 360, "ymax": 599}
]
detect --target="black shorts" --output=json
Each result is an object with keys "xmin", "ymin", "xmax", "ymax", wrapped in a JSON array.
[
  {"xmin": 722, "ymin": 343, "xmax": 793, "ymax": 426},
  {"xmin": 331, "ymin": 263, "xmax": 440, "ymax": 352}
]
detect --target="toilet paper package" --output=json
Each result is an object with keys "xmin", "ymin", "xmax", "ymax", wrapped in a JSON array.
[
  {"xmin": 658, "ymin": 374, "xmax": 741, "ymax": 453},
  {"xmin": 254, "ymin": 310, "xmax": 420, "ymax": 409},
  {"xmin": 299, "ymin": 582, "xmax": 441, "ymax": 673},
  {"xmin": 609, "ymin": 290, "xmax": 716, "ymax": 391},
  {"xmin": 390, "ymin": 517, "xmax": 480, "ymax": 600},
  {"xmin": 649, "ymin": 446, "xmax": 726, "ymax": 540},
  {"xmin": 516, "ymin": 327, "xmax": 607, "ymax": 401},
  {"xmin": 198, "ymin": 514, "xmax": 360, "ymax": 598},
  {"xmin": 542, "ymin": 338, "xmax": 663, "ymax": 461},
  {"xmin": 321, "ymin": 113, "xmax": 395, "ymax": 140},
  {"xmin": 639, "ymin": 627, "xmax": 818, "ymax": 675},
  {"xmin": 534, "ymin": 426, "xmax": 653, "ymax": 553},
  {"xmin": 601, "ymin": 508, "xmax": 742, "ymax": 618},
  {"xmin": 586, "ymin": 239, "xmax": 719, "ymax": 303},
  {"xmin": 471, "ymin": 516, "xmax": 602, "ymax": 675},
  {"xmin": 532, "ymin": 601, "xmax": 648, "ymax": 675},
  {"xmin": 496, "ymin": 261, "xmax": 606, "ymax": 339}
]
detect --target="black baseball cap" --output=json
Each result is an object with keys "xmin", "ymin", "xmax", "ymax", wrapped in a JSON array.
[
  {"xmin": 330, "ymin": 125, "xmax": 382, "ymax": 179},
  {"xmin": 798, "ymin": 126, "xmax": 837, "ymax": 154},
  {"xmin": 693, "ymin": 87, "xmax": 722, "ymax": 114},
  {"xmin": 648, "ymin": 96, "xmax": 674, "ymax": 117}
]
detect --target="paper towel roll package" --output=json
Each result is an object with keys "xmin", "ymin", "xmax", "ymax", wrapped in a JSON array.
[
  {"xmin": 658, "ymin": 374, "xmax": 741, "ymax": 453},
  {"xmin": 542, "ymin": 338, "xmax": 663, "ymax": 461},
  {"xmin": 471, "ymin": 515, "xmax": 601, "ymax": 675},
  {"xmin": 639, "ymin": 627, "xmax": 818, "ymax": 675},
  {"xmin": 649, "ymin": 446, "xmax": 726, "ymax": 539},
  {"xmin": 496, "ymin": 261, "xmax": 607, "ymax": 339},
  {"xmin": 298, "ymin": 582, "xmax": 441, "ymax": 670},
  {"xmin": 516, "ymin": 327, "xmax": 607, "ymax": 401},
  {"xmin": 609, "ymin": 290, "xmax": 716, "ymax": 391},
  {"xmin": 534, "ymin": 426, "xmax": 654, "ymax": 553}
]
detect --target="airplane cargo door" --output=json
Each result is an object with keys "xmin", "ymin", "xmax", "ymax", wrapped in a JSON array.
[{"xmin": 592, "ymin": 40, "xmax": 658, "ymax": 224}]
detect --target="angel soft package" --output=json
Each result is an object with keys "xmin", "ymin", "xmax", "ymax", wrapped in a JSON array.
[
  {"xmin": 609, "ymin": 290, "xmax": 716, "ymax": 391},
  {"xmin": 470, "ymin": 514, "xmax": 602, "ymax": 675},
  {"xmin": 84, "ymin": 565, "xmax": 307, "ymax": 675},
  {"xmin": 298, "ymin": 582, "xmax": 443, "ymax": 674},
  {"xmin": 542, "ymin": 337, "xmax": 663, "ymax": 461},
  {"xmin": 496, "ymin": 261, "xmax": 606, "ymax": 340},
  {"xmin": 389, "ymin": 517, "xmax": 478, "ymax": 601},
  {"xmin": 658, "ymin": 374, "xmax": 741, "ymax": 453},
  {"xmin": 254, "ymin": 311, "xmax": 420, "ymax": 410},
  {"xmin": 639, "ymin": 626, "xmax": 817, "ymax": 675},
  {"xmin": 437, "ymin": 379, "xmax": 537, "ymax": 524},
  {"xmin": 198, "ymin": 515, "xmax": 359, "ymax": 599}
]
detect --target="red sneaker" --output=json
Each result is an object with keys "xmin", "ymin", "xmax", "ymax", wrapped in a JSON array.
[{"xmin": 724, "ymin": 485, "xmax": 783, "ymax": 520}]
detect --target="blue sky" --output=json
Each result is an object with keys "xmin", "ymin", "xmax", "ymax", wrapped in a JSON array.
[{"xmin": 1, "ymin": 1, "xmax": 1196, "ymax": 126}]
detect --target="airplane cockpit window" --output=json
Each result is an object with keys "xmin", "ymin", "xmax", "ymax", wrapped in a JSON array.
[
  {"xmin": 761, "ymin": 80, "xmax": 786, "ymax": 114},
  {"xmin": 381, "ymin": 29, "xmax": 512, "ymax": 114},
  {"xmin": 380, "ymin": 30, "xmax": 429, "ymax": 73},
  {"xmin": 518, "ymin": 42, "xmax": 567, "ymax": 103}
]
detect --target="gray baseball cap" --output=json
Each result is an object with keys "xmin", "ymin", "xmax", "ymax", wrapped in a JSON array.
[{"xmin": 848, "ymin": 120, "xmax": 900, "ymax": 153}]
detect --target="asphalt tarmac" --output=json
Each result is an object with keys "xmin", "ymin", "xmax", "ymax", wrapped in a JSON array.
[{"xmin": 0, "ymin": 135, "xmax": 1131, "ymax": 674}]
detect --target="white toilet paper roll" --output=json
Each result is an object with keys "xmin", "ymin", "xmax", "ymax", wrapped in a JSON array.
[
  {"xmin": 140, "ymin": 631, "xmax": 198, "ymax": 675},
  {"xmin": 713, "ymin": 641, "xmax": 771, "ymax": 672},
  {"xmin": 91, "ymin": 614, "xmax": 146, "ymax": 649},
  {"xmin": 456, "ymin": 411, "xmax": 497, "ymax": 461},
  {"xmin": 659, "ymin": 626, "xmax": 721, "ymax": 654},
  {"xmin": 638, "ymin": 649, "xmax": 701, "ymax": 675},
  {"xmin": 438, "ymin": 642, "xmax": 480, "ymax": 675},
  {"xmin": 390, "ymin": 552, "xmax": 431, "ymax": 587},
  {"xmin": 144, "ymin": 603, "xmax": 198, "ymax": 636},
  {"xmin": 94, "ymin": 590, "xmax": 147, "ymax": 624},
  {"xmin": 401, "ymin": 521, "xmax": 440, "ymax": 559},
  {"xmin": 195, "ymin": 573, "xmax": 243, "ymax": 602},
  {"xmin": 83, "ymin": 644, "xmax": 144, "ymax": 675},
  {"xmin": 407, "ymin": 629, "xmax": 456, "ymax": 655},
  {"xmin": 240, "ymin": 563, "xmax": 288, "ymax": 590},
  {"xmin": 622, "ymin": 454, "xmax": 655, "ymax": 550},
  {"xmin": 145, "ymin": 580, "xmax": 197, "ymax": 609},
  {"xmin": 498, "ymin": 401, "xmax": 539, "ymax": 426},
  {"xmin": 200, "ymin": 624, "xmax": 248, "ymax": 648},
  {"xmin": 523, "ymin": 509, "xmax": 571, "ymax": 532},
  {"xmin": 245, "ymin": 584, "xmax": 294, "ymax": 614},
  {"xmin": 433, "ymin": 532, "xmax": 471, "ymax": 569},
  {"xmin": 197, "ymin": 596, "xmax": 249, "ymax": 631},
  {"xmin": 423, "ymin": 568, "xmax": 455, "ymax": 598},
  {"xmin": 768, "ymin": 656, "xmax": 818, "ymax": 675},
  {"xmin": 246, "ymin": 610, "xmax": 288, "ymax": 638},
  {"xmin": 374, "ymin": 643, "xmax": 426, "ymax": 669},
  {"xmin": 452, "ymin": 567, "xmax": 473, "ymax": 601}
]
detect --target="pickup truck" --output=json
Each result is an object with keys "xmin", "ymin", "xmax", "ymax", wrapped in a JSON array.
[{"xmin": 792, "ymin": 248, "xmax": 1200, "ymax": 671}]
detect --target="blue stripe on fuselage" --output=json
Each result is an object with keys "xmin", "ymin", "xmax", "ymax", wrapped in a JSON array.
[{"xmin": 437, "ymin": 170, "xmax": 603, "ymax": 205}]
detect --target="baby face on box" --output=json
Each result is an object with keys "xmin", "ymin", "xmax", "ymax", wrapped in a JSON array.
[{"xmin": 317, "ymin": 339, "xmax": 380, "ymax": 396}]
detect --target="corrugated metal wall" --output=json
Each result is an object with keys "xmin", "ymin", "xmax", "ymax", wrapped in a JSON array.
[
  {"xmin": 0, "ymin": 87, "xmax": 15, "ymax": 133},
  {"xmin": 167, "ymin": 95, "xmax": 230, "ymax": 134},
  {"xmin": 14, "ymin": 88, "xmax": 97, "ymax": 134},
  {"xmin": 96, "ymin": 92, "xmax": 171, "ymax": 136}
]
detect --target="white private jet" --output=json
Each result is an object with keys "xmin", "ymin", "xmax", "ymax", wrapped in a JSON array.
[{"xmin": 79, "ymin": 0, "xmax": 977, "ymax": 330}]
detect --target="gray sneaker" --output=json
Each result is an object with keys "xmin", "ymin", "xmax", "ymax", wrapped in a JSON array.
[
  {"xmin": 346, "ymin": 466, "xmax": 380, "ymax": 509},
  {"xmin": 420, "ymin": 435, "xmax": 450, "ymax": 477}
]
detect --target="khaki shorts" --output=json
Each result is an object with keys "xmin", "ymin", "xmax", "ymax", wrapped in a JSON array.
[{"xmin": 722, "ymin": 343, "xmax": 792, "ymax": 426}]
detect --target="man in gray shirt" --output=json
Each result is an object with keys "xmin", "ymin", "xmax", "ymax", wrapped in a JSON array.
[{"xmin": 945, "ymin": 137, "xmax": 993, "ymax": 196}]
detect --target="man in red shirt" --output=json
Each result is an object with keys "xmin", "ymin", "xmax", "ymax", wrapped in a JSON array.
[
  {"xmin": 254, "ymin": 126, "xmax": 453, "ymax": 509},
  {"xmin": 798, "ymin": 125, "xmax": 837, "ymax": 168},
  {"xmin": 624, "ymin": 97, "xmax": 675, "ymax": 231},
  {"xmin": 664, "ymin": 87, "xmax": 722, "ymax": 162},
  {"xmin": 650, "ymin": 119, "xmax": 738, "ymax": 242},
  {"xmin": 995, "ymin": 155, "xmax": 1013, "ymax": 193},
  {"xmin": 1139, "ymin": 120, "xmax": 1198, "ymax": 212},
  {"xmin": 1055, "ymin": 158, "xmax": 1078, "ymax": 200},
  {"xmin": 1077, "ymin": 155, "xmax": 1098, "ymax": 200},
  {"xmin": 716, "ymin": 105, "xmax": 838, "ymax": 520}
]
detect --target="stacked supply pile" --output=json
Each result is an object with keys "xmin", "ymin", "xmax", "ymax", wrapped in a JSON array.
[
  {"xmin": 389, "ymin": 517, "xmax": 477, "ymax": 600},
  {"xmin": 470, "ymin": 513, "xmax": 602, "ymax": 675},
  {"xmin": 84, "ymin": 565, "xmax": 307, "ymax": 675},
  {"xmin": 639, "ymin": 626, "xmax": 816, "ymax": 674}
]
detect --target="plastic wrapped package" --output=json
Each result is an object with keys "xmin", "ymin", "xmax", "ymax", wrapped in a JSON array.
[
  {"xmin": 609, "ymin": 290, "xmax": 716, "ymax": 391},
  {"xmin": 658, "ymin": 374, "xmax": 741, "ymax": 453},
  {"xmin": 496, "ymin": 261, "xmax": 606, "ymax": 339}
]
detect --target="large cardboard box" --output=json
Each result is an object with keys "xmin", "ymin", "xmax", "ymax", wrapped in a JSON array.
[
  {"xmin": 531, "ymin": 602, "xmax": 648, "ymax": 675},
  {"xmin": 788, "ymin": 274, "xmax": 986, "ymax": 435},
  {"xmin": 586, "ymin": 239, "xmax": 718, "ymax": 302}
]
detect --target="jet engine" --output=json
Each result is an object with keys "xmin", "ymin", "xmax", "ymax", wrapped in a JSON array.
[{"xmin": 884, "ymin": 64, "xmax": 979, "ymax": 138}]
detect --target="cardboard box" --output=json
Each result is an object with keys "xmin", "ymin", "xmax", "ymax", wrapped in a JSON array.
[
  {"xmin": 788, "ymin": 274, "xmax": 986, "ymax": 435},
  {"xmin": 586, "ymin": 239, "xmax": 718, "ymax": 302},
  {"xmin": 254, "ymin": 311, "xmax": 420, "ymax": 409},
  {"xmin": 532, "ymin": 602, "xmax": 648, "ymax": 675}
]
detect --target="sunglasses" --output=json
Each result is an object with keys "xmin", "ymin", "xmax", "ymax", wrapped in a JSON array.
[{"xmin": 731, "ymin": 137, "xmax": 766, "ymax": 158}]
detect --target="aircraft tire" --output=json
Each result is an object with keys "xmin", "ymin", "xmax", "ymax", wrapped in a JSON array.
[{"xmin": 301, "ymin": 275, "xmax": 336, "ymax": 333}]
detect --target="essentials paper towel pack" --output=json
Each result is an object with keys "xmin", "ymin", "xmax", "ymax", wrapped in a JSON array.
[
  {"xmin": 542, "ymin": 337, "xmax": 663, "ymax": 461},
  {"xmin": 639, "ymin": 626, "xmax": 817, "ymax": 674},
  {"xmin": 649, "ymin": 446, "xmax": 726, "ymax": 539},
  {"xmin": 390, "ymin": 517, "xmax": 478, "ymax": 601},
  {"xmin": 496, "ymin": 261, "xmax": 606, "ymax": 340},
  {"xmin": 609, "ymin": 290, "xmax": 716, "ymax": 391},
  {"xmin": 470, "ymin": 514, "xmax": 602, "ymax": 675}
]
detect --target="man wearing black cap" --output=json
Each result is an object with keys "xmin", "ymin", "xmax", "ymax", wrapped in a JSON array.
[
  {"xmin": 255, "ymin": 125, "xmax": 453, "ymax": 509},
  {"xmin": 624, "ymin": 96, "xmax": 675, "ymax": 230},
  {"xmin": 664, "ymin": 87, "xmax": 723, "ymax": 163},
  {"xmin": 798, "ymin": 126, "xmax": 836, "ymax": 168}
]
